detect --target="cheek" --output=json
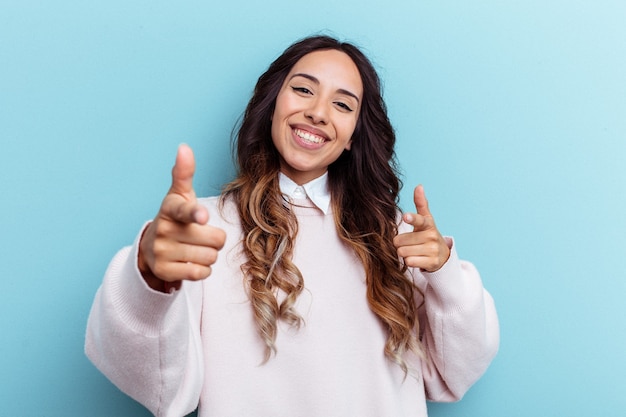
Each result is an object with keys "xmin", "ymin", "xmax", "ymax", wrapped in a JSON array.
[
  {"xmin": 271, "ymin": 96, "xmax": 291, "ymax": 132},
  {"xmin": 341, "ymin": 117, "xmax": 358, "ymax": 146},
  {"xmin": 273, "ymin": 89, "xmax": 294, "ymax": 117},
  {"xmin": 270, "ymin": 104, "xmax": 283, "ymax": 140},
  {"xmin": 270, "ymin": 122, "xmax": 282, "ymax": 151}
]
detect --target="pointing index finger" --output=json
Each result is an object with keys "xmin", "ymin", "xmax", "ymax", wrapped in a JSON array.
[
  {"xmin": 161, "ymin": 195, "xmax": 209, "ymax": 225},
  {"xmin": 413, "ymin": 185, "xmax": 432, "ymax": 217}
]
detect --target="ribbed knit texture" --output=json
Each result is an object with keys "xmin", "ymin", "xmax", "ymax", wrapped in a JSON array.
[{"xmin": 85, "ymin": 196, "xmax": 499, "ymax": 417}]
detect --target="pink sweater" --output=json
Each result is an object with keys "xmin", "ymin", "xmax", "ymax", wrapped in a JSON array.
[{"xmin": 85, "ymin": 196, "xmax": 499, "ymax": 417}]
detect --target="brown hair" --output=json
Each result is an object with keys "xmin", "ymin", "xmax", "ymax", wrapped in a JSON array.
[{"xmin": 222, "ymin": 35, "xmax": 422, "ymax": 372}]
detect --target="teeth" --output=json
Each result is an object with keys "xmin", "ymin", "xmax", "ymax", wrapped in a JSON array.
[{"xmin": 295, "ymin": 129, "xmax": 324, "ymax": 144}]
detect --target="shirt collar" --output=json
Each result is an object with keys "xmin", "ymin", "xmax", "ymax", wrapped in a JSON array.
[{"xmin": 278, "ymin": 172, "xmax": 331, "ymax": 214}]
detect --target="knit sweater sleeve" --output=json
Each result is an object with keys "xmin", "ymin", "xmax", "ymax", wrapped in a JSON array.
[
  {"xmin": 85, "ymin": 226, "xmax": 204, "ymax": 417},
  {"xmin": 416, "ymin": 238, "xmax": 500, "ymax": 402}
]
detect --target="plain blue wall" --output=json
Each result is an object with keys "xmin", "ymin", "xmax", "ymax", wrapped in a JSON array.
[{"xmin": 1, "ymin": 0, "xmax": 624, "ymax": 415}]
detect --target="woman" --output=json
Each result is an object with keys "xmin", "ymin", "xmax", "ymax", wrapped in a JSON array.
[{"xmin": 86, "ymin": 35, "xmax": 499, "ymax": 417}]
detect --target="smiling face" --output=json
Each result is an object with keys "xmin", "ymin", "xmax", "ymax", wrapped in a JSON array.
[{"xmin": 271, "ymin": 49, "xmax": 363, "ymax": 185}]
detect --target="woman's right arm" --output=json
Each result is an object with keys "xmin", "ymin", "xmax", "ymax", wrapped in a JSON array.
[
  {"xmin": 85, "ymin": 237, "xmax": 205, "ymax": 417},
  {"xmin": 85, "ymin": 145, "xmax": 226, "ymax": 416}
]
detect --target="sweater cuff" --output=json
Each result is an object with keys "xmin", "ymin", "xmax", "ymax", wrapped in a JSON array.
[
  {"xmin": 421, "ymin": 237, "xmax": 481, "ymax": 310},
  {"xmin": 106, "ymin": 223, "xmax": 183, "ymax": 337}
]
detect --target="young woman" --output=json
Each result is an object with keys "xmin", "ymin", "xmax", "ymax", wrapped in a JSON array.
[{"xmin": 86, "ymin": 35, "xmax": 499, "ymax": 417}]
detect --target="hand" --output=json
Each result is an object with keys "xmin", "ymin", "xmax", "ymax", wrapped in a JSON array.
[
  {"xmin": 393, "ymin": 185, "xmax": 450, "ymax": 272},
  {"xmin": 138, "ymin": 144, "xmax": 226, "ymax": 291}
]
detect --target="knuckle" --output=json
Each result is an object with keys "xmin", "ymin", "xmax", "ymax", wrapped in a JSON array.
[
  {"xmin": 152, "ymin": 240, "xmax": 169, "ymax": 258},
  {"xmin": 404, "ymin": 257, "xmax": 419, "ymax": 268},
  {"xmin": 173, "ymin": 204, "xmax": 188, "ymax": 221},
  {"xmin": 154, "ymin": 219, "xmax": 174, "ymax": 237},
  {"xmin": 186, "ymin": 268, "xmax": 200, "ymax": 281},
  {"xmin": 151, "ymin": 263, "xmax": 168, "ymax": 279},
  {"xmin": 188, "ymin": 265, "xmax": 211, "ymax": 281},
  {"xmin": 217, "ymin": 229, "xmax": 227, "ymax": 246},
  {"xmin": 208, "ymin": 227, "xmax": 227, "ymax": 249},
  {"xmin": 206, "ymin": 249, "xmax": 219, "ymax": 265}
]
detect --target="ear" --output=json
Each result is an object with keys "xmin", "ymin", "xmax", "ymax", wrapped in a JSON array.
[{"xmin": 344, "ymin": 140, "xmax": 352, "ymax": 151}]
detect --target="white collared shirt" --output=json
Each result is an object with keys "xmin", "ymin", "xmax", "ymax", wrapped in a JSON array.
[{"xmin": 278, "ymin": 172, "xmax": 331, "ymax": 214}]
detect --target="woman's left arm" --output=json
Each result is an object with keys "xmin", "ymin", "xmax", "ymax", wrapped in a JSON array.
[
  {"xmin": 417, "ymin": 241, "xmax": 499, "ymax": 401},
  {"xmin": 394, "ymin": 185, "xmax": 500, "ymax": 401}
]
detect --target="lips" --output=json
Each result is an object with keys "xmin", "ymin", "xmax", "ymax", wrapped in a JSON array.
[{"xmin": 293, "ymin": 128, "xmax": 327, "ymax": 145}]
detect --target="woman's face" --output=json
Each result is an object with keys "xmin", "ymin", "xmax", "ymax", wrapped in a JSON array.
[{"xmin": 271, "ymin": 49, "xmax": 363, "ymax": 185}]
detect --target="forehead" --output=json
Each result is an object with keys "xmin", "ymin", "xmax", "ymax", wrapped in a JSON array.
[{"xmin": 288, "ymin": 49, "xmax": 363, "ymax": 98}]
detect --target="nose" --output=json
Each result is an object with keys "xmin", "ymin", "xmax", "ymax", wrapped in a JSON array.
[{"xmin": 304, "ymin": 98, "xmax": 328, "ymax": 125}]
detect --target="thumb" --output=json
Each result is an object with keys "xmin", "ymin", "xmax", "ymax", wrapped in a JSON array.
[
  {"xmin": 170, "ymin": 144, "xmax": 196, "ymax": 196},
  {"xmin": 413, "ymin": 184, "xmax": 432, "ymax": 217}
]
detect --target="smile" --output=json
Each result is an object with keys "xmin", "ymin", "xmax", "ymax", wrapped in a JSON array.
[{"xmin": 294, "ymin": 128, "xmax": 326, "ymax": 145}]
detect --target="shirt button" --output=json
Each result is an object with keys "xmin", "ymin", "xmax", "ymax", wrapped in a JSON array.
[{"xmin": 294, "ymin": 187, "xmax": 306, "ymax": 198}]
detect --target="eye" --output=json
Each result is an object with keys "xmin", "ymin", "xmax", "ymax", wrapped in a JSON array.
[
  {"xmin": 291, "ymin": 86, "xmax": 312, "ymax": 95},
  {"xmin": 334, "ymin": 101, "xmax": 354, "ymax": 112}
]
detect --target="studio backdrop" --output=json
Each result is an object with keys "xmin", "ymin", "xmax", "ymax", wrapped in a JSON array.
[{"xmin": 1, "ymin": 1, "xmax": 624, "ymax": 416}]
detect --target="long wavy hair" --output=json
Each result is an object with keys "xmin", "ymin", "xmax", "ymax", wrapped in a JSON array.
[{"xmin": 222, "ymin": 35, "xmax": 423, "ymax": 372}]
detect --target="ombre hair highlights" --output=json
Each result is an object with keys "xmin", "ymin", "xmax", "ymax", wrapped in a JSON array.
[{"xmin": 222, "ymin": 35, "xmax": 422, "ymax": 372}]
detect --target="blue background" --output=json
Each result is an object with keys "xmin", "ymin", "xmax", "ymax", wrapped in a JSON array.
[{"xmin": 1, "ymin": 0, "xmax": 625, "ymax": 416}]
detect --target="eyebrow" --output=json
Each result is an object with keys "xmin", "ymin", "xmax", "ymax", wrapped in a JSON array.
[{"xmin": 290, "ymin": 73, "xmax": 360, "ymax": 103}]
